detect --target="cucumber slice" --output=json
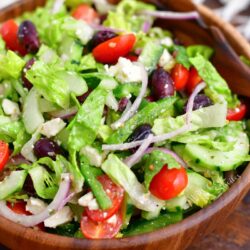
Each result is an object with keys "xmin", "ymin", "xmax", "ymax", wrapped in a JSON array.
[
  {"xmin": 0, "ymin": 170, "xmax": 27, "ymax": 200},
  {"xmin": 184, "ymin": 132, "xmax": 249, "ymax": 171},
  {"xmin": 23, "ymin": 88, "xmax": 44, "ymax": 134}
]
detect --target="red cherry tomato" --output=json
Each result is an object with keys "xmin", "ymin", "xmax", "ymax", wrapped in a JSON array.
[
  {"xmin": 72, "ymin": 4, "xmax": 100, "ymax": 24},
  {"xmin": 186, "ymin": 67, "xmax": 202, "ymax": 95},
  {"xmin": 85, "ymin": 175, "xmax": 124, "ymax": 222},
  {"xmin": 0, "ymin": 141, "xmax": 9, "ymax": 171},
  {"xmin": 227, "ymin": 103, "xmax": 246, "ymax": 121},
  {"xmin": 0, "ymin": 19, "xmax": 27, "ymax": 56},
  {"xmin": 7, "ymin": 201, "xmax": 30, "ymax": 215},
  {"xmin": 149, "ymin": 165, "xmax": 188, "ymax": 200},
  {"xmin": 81, "ymin": 210, "xmax": 122, "ymax": 239},
  {"xmin": 171, "ymin": 64, "xmax": 189, "ymax": 91},
  {"xmin": 93, "ymin": 34, "xmax": 136, "ymax": 64}
]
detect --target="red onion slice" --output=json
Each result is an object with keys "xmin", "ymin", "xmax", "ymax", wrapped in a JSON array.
[
  {"xmin": 138, "ymin": 10, "xmax": 200, "ymax": 20},
  {"xmin": 7, "ymin": 154, "xmax": 31, "ymax": 167},
  {"xmin": 124, "ymin": 134, "xmax": 153, "ymax": 168},
  {"xmin": 52, "ymin": 0, "xmax": 65, "ymax": 14},
  {"xmin": 102, "ymin": 82, "xmax": 206, "ymax": 151},
  {"xmin": 49, "ymin": 106, "xmax": 78, "ymax": 119},
  {"xmin": 111, "ymin": 63, "xmax": 148, "ymax": 130},
  {"xmin": 0, "ymin": 173, "xmax": 71, "ymax": 227},
  {"xmin": 89, "ymin": 24, "xmax": 124, "ymax": 33},
  {"xmin": 185, "ymin": 81, "xmax": 206, "ymax": 124},
  {"xmin": 142, "ymin": 21, "xmax": 152, "ymax": 33}
]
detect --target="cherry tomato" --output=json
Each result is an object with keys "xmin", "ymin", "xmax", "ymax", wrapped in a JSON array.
[
  {"xmin": 124, "ymin": 54, "xmax": 138, "ymax": 62},
  {"xmin": 0, "ymin": 141, "xmax": 9, "ymax": 171},
  {"xmin": 171, "ymin": 64, "xmax": 189, "ymax": 91},
  {"xmin": 81, "ymin": 210, "xmax": 122, "ymax": 239},
  {"xmin": 93, "ymin": 34, "xmax": 136, "ymax": 64},
  {"xmin": 149, "ymin": 165, "xmax": 188, "ymax": 200},
  {"xmin": 85, "ymin": 175, "xmax": 124, "ymax": 222},
  {"xmin": 227, "ymin": 103, "xmax": 246, "ymax": 121},
  {"xmin": 186, "ymin": 67, "xmax": 202, "ymax": 95},
  {"xmin": 0, "ymin": 19, "xmax": 27, "ymax": 56},
  {"xmin": 72, "ymin": 4, "xmax": 100, "ymax": 24},
  {"xmin": 7, "ymin": 201, "xmax": 30, "ymax": 215}
]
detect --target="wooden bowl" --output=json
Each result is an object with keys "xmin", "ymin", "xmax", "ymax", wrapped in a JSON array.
[{"xmin": 1, "ymin": 1, "xmax": 250, "ymax": 250}]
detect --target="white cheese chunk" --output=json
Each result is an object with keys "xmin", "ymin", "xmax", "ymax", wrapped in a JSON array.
[
  {"xmin": 40, "ymin": 118, "xmax": 66, "ymax": 138},
  {"xmin": 2, "ymin": 99, "xmax": 20, "ymax": 119},
  {"xmin": 158, "ymin": 49, "xmax": 175, "ymax": 71},
  {"xmin": 107, "ymin": 214, "xmax": 117, "ymax": 225},
  {"xmin": 88, "ymin": 198, "xmax": 99, "ymax": 211},
  {"xmin": 78, "ymin": 192, "xmax": 94, "ymax": 207},
  {"xmin": 26, "ymin": 197, "xmax": 47, "ymax": 215},
  {"xmin": 105, "ymin": 57, "xmax": 142, "ymax": 83},
  {"xmin": 44, "ymin": 206, "xmax": 73, "ymax": 228}
]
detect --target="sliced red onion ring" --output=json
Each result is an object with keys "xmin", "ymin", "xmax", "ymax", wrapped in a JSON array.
[
  {"xmin": 0, "ymin": 173, "xmax": 71, "ymax": 227},
  {"xmin": 49, "ymin": 106, "xmax": 78, "ymax": 119},
  {"xmin": 185, "ymin": 81, "xmax": 206, "ymax": 124},
  {"xmin": 125, "ymin": 147, "xmax": 187, "ymax": 168},
  {"xmin": 142, "ymin": 21, "xmax": 152, "ymax": 33},
  {"xmin": 58, "ymin": 192, "xmax": 75, "ymax": 210},
  {"xmin": 111, "ymin": 63, "xmax": 148, "ymax": 130},
  {"xmin": 138, "ymin": 10, "xmax": 200, "ymax": 20},
  {"xmin": 124, "ymin": 134, "xmax": 153, "ymax": 168},
  {"xmin": 102, "ymin": 82, "xmax": 206, "ymax": 151}
]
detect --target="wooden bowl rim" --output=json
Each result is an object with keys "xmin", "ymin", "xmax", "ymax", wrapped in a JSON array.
[{"xmin": 0, "ymin": 1, "xmax": 250, "ymax": 249}]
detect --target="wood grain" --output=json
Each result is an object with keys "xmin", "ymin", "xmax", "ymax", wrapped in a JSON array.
[{"xmin": 0, "ymin": 1, "xmax": 250, "ymax": 250}]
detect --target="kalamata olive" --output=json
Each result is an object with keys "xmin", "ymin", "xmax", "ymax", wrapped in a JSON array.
[
  {"xmin": 184, "ymin": 94, "xmax": 213, "ymax": 112},
  {"xmin": 77, "ymin": 89, "xmax": 92, "ymax": 103},
  {"xmin": 21, "ymin": 58, "xmax": 35, "ymax": 90},
  {"xmin": 18, "ymin": 20, "xmax": 40, "ymax": 53},
  {"xmin": 91, "ymin": 30, "xmax": 117, "ymax": 49},
  {"xmin": 128, "ymin": 124, "xmax": 152, "ymax": 142},
  {"xmin": 150, "ymin": 68, "xmax": 175, "ymax": 100},
  {"xmin": 34, "ymin": 138, "xmax": 61, "ymax": 160},
  {"xmin": 118, "ymin": 97, "xmax": 129, "ymax": 112}
]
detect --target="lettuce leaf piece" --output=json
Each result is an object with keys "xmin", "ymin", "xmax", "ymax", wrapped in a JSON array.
[
  {"xmin": 189, "ymin": 54, "xmax": 239, "ymax": 108},
  {"xmin": 102, "ymin": 154, "xmax": 164, "ymax": 212},
  {"xmin": 103, "ymin": 0, "xmax": 155, "ymax": 32},
  {"xmin": 184, "ymin": 170, "xmax": 228, "ymax": 208},
  {"xmin": 107, "ymin": 97, "xmax": 176, "ymax": 144},
  {"xmin": 26, "ymin": 61, "xmax": 70, "ymax": 109},
  {"xmin": 29, "ymin": 166, "xmax": 58, "ymax": 199},
  {"xmin": 0, "ymin": 36, "xmax": 6, "ymax": 54},
  {"xmin": 152, "ymin": 102, "xmax": 227, "ymax": 136},
  {"xmin": 0, "ymin": 51, "xmax": 25, "ymax": 80},
  {"xmin": 67, "ymin": 87, "xmax": 108, "ymax": 151},
  {"xmin": 187, "ymin": 45, "xmax": 214, "ymax": 59},
  {"xmin": 143, "ymin": 150, "xmax": 181, "ymax": 190},
  {"xmin": 173, "ymin": 46, "xmax": 191, "ymax": 69}
]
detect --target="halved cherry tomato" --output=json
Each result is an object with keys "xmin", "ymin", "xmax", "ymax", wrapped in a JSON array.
[
  {"xmin": 7, "ymin": 201, "xmax": 30, "ymax": 215},
  {"xmin": 0, "ymin": 141, "xmax": 9, "ymax": 171},
  {"xmin": 85, "ymin": 175, "xmax": 124, "ymax": 222},
  {"xmin": 93, "ymin": 34, "xmax": 136, "ymax": 64},
  {"xmin": 186, "ymin": 67, "xmax": 202, "ymax": 95},
  {"xmin": 0, "ymin": 19, "xmax": 27, "ymax": 56},
  {"xmin": 72, "ymin": 4, "xmax": 100, "ymax": 24},
  {"xmin": 227, "ymin": 103, "xmax": 246, "ymax": 121},
  {"xmin": 149, "ymin": 165, "xmax": 188, "ymax": 200},
  {"xmin": 81, "ymin": 210, "xmax": 122, "ymax": 239},
  {"xmin": 171, "ymin": 64, "xmax": 189, "ymax": 91}
]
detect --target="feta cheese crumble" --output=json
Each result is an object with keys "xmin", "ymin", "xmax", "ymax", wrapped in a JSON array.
[
  {"xmin": 40, "ymin": 118, "xmax": 66, "ymax": 138},
  {"xmin": 26, "ymin": 197, "xmax": 47, "ymax": 215},
  {"xmin": 2, "ymin": 99, "xmax": 20, "ymax": 119},
  {"xmin": 105, "ymin": 57, "xmax": 143, "ymax": 83},
  {"xmin": 78, "ymin": 192, "xmax": 99, "ymax": 210},
  {"xmin": 158, "ymin": 49, "xmax": 175, "ymax": 71}
]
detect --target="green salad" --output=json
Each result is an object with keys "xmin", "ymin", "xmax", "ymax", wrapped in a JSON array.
[{"xmin": 0, "ymin": 0, "xmax": 249, "ymax": 239}]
